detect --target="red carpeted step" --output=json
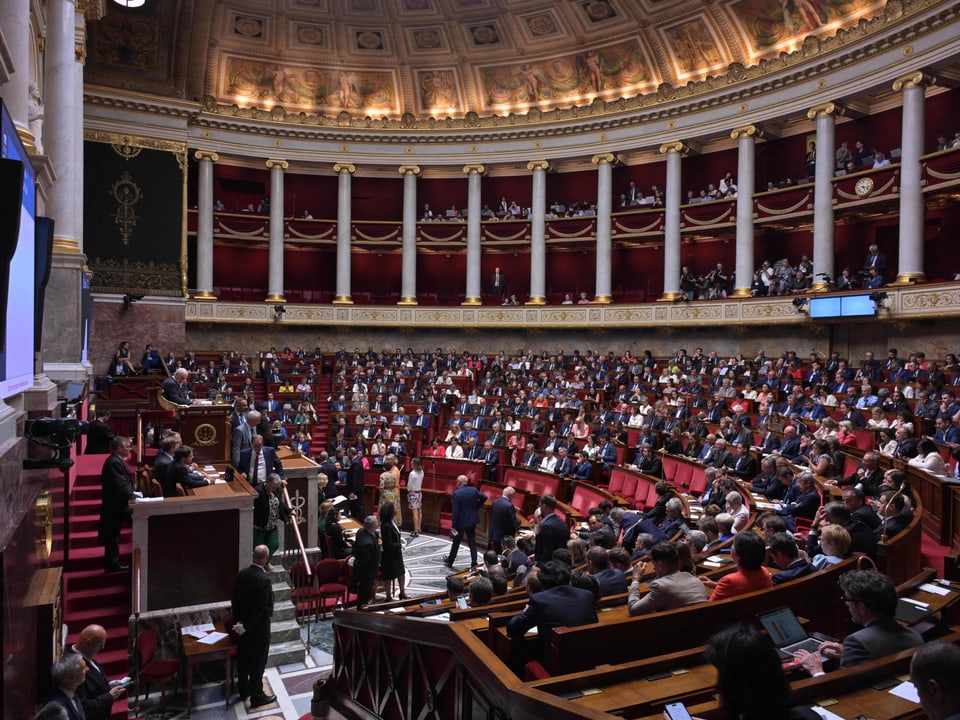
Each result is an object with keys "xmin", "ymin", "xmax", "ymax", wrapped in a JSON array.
[
  {"xmin": 64, "ymin": 568, "xmax": 131, "ymax": 594},
  {"xmin": 64, "ymin": 582, "xmax": 130, "ymax": 614}
]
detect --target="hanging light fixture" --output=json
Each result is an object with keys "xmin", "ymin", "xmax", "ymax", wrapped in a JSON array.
[{"xmin": 112, "ymin": 0, "xmax": 147, "ymax": 8}]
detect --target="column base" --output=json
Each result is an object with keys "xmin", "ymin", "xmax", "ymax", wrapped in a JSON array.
[
  {"xmin": 397, "ymin": 297, "xmax": 418, "ymax": 306},
  {"xmin": 809, "ymin": 282, "xmax": 830, "ymax": 293},
  {"xmin": 892, "ymin": 273, "xmax": 926, "ymax": 285},
  {"xmin": 333, "ymin": 296, "xmax": 354, "ymax": 304},
  {"xmin": 525, "ymin": 296, "xmax": 546, "ymax": 305},
  {"xmin": 17, "ymin": 127, "xmax": 37, "ymax": 155},
  {"xmin": 658, "ymin": 292, "xmax": 682, "ymax": 302},
  {"xmin": 729, "ymin": 287, "xmax": 752, "ymax": 298},
  {"xmin": 194, "ymin": 291, "xmax": 217, "ymax": 300},
  {"xmin": 461, "ymin": 297, "xmax": 482, "ymax": 306},
  {"xmin": 265, "ymin": 294, "xmax": 286, "ymax": 303},
  {"xmin": 592, "ymin": 295, "xmax": 612, "ymax": 304},
  {"xmin": 53, "ymin": 236, "xmax": 83, "ymax": 255}
]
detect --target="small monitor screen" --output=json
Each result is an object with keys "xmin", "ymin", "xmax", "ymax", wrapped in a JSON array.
[
  {"xmin": 841, "ymin": 294, "xmax": 876, "ymax": 317},
  {"xmin": 808, "ymin": 296, "xmax": 841, "ymax": 318}
]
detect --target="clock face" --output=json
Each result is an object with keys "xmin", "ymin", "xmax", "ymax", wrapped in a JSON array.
[{"xmin": 855, "ymin": 177, "xmax": 874, "ymax": 197}]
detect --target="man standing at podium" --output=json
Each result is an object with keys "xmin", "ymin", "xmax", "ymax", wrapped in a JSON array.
[{"xmin": 232, "ymin": 545, "xmax": 276, "ymax": 709}]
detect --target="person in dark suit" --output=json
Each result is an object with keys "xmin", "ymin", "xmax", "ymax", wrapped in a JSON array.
[
  {"xmin": 98, "ymin": 437, "xmax": 136, "ymax": 572},
  {"xmin": 162, "ymin": 445, "xmax": 210, "ymax": 497},
  {"xmin": 774, "ymin": 426, "xmax": 802, "ymax": 461},
  {"xmin": 489, "ymin": 487, "xmax": 520, "ymax": 554},
  {"xmin": 862, "ymin": 244, "xmax": 887, "ymax": 276},
  {"xmin": 161, "ymin": 368, "xmax": 191, "ymax": 405},
  {"xmin": 444, "ymin": 475, "xmax": 488, "ymax": 569},
  {"xmin": 45, "ymin": 653, "xmax": 89, "ymax": 720},
  {"xmin": 726, "ymin": 442, "xmax": 757, "ymax": 479},
  {"xmin": 586, "ymin": 546, "xmax": 627, "ymax": 596},
  {"xmin": 506, "ymin": 561, "xmax": 598, "ymax": 672},
  {"xmin": 232, "ymin": 545, "xmax": 276, "ymax": 708},
  {"xmin": 836, "ymin": 452, "xmax": 884, "ymax": 497},
  {"xmin": 345, "ymin": 448, "xmax": 365, "ymax": 519},
  {"xmin": 775, "ymin": 471, "xmax": 821, "ymax": 531},
  {"xmin": 85, "ymin": 411, "xmax": 114, "ymax": 455},
  {"xmin": 67, "ymin": 624, "xmax": 125, "ymax": 720},
  {"xmin": 316, "ymin": 451, "xmax": 340, "ymax": 500},
  {"xmin": 534, "ymin": 494, "xmax": 570, "ymax": 565},
  {"xmin": 230, "ymin": 410, "xmax": 261, "ymax": 467},
  {"xmin": 151, "ymin": 434, "xmax": 179, "ymax": 492},
  {"xmin": 768, "ymin": 532, "xmax": 815, "ymax": 585},
  {"xmin": 910, "ymin": 640, "xmax": 960, "ymax": 720},
  {"xmin": 237, "ymin": 435, "xmax": 284, "ymax": 486},
  {"xmin": 490, "ymin": 267, "xmax": 506, "ymax": 298},
  {"xmin": 875, "ymin": 491, "xmax": 914, "ymax": 540},
  {"xmin": 794, "ymin": 569, "xmax": 922, "ymax": 675},
  {"xmin": 349, "ymin": 515, "xmax": 381, "ymax": 608}
]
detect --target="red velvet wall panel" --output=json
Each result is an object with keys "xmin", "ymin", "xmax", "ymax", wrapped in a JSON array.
[
  {"xmin": 547, "ymin": 167, "xmax": 602, "ymax": 207},
  {"xmin": 683, "ymin": 148, "xmax": 739, "ymax": 197},
  {"xmin": 419, "ymin": 252, "xmax": 468, "ymax": 300},
  {"xmin": 215, "ymin": 164, "xmax": 269, "ymax": 213},
  {"xmin": 284, "ymin": 247, "xmax": 337, "ymax": 290},
  {"xmin": 285, "ymin": 172, "xmax": 338, "ymax": 219},
  {"xmin": 545, "ymin": 250, "xmax": 592, "ymax": 298},
  {"xmin": 353, "ymin": 175, "xmax": 404, "ymax": 220},
  {"xmin": 420, "ymin": 176, "xmax": 468, "ymax": 215},
  {"xmin": 758, "ymin": 133, "xmax": 812, "ymax": 187},
  {"xmin": 615, "ymin": 162, "xmax": 667, "ymax": 199},
  {"xmin": 926, "ymin": 89, "xmax": 960, "ymax": 148},
  {"xmin": 213, "ymin": 245, "xmax": 268, "ymax": 289},
  {"xmin": 488, "ymin": 175, "xmax": 531, "ymax": 209},
  {"xmin": 352, "ymin": 251, "xmax": 404, "ymax": 297}
]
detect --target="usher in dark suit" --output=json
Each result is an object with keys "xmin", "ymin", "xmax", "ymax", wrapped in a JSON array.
[
  {"xmin": 231, "ymin": 562, "xmax": 274, "ymax": 701},
  {"xmin": 97, "ymin": 452, "xmax": 135, "ymax": 571}
]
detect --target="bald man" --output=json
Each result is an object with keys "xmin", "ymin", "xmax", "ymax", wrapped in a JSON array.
[{"xmin": 67, "ymin": 624, "xmax": 125, "ymax": 720}]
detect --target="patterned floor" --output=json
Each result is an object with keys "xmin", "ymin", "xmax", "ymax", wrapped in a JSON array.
[{"xmin": 132, "ymin": 532, "xmax": 454, "ymax": 720}]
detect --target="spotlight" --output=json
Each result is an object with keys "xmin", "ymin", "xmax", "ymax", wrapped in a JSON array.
[
  {"xmin": 122, "ymin": 293, "xmax": 144, "ymax": 309},
  {"xmin": 273, "ymin": 305, "xmax": 286, "ymax": 320},
  {"xmin": 791, "ymin": 297, "xmax": 808, "ymax": 314},
  {"xmin": 869, "ymin": 291, "xmax": 890, "ymax": 310}
]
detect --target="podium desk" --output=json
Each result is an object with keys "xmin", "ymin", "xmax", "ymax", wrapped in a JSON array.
[
  {"xmin": 182, "ymin": 622, "xmax": 233, "ymax": 715},
  {"xmin": 132, "ymin": 478, "xmax": 256, "ymax": 612},
  {"xmin": 275, "ymin": 448, "xmax": 321, "ymax": 550}
]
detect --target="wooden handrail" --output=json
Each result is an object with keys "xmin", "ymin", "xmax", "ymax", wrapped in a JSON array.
[{"xmin": 283, "ymin": 484, "xmax": 311, "ymax": 575}]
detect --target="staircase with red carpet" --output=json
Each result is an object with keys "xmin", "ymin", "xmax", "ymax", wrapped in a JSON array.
[
  {"xmin": 62, "ymin": 454, "xmax": 132, "ymax": 720},
  {"xmin": 310, "ymin": 370, "xmax": 333, "ymax": 458}
]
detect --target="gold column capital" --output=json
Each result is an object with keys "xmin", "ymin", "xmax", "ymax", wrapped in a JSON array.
[
  {"xmin": 462, "ymin": 164, "xmax": 486, "ymax": 175},
  {"xmin": 731, "ymin": 124, "xmax": 763, "ymax": 141},
  {"xmin": 266, "ymin": 158, "xmax": 289, "ymax": 170},
  {"xmin": 892, "ymin": 71, "xmax": 935, "ymax": 92},
  {"xmin": 806, "ymin": 102, "xmax": 844, "ymax": 120},
  {"xmin": 658, "ymin": 141, "xmax": 686, "ymax": 155},
  {"xmin": 398, "ymin": 165, "xmax": 421, "ymax": 176},
  {"xmin": 194, "ymin": 150, "xmax": 220, "ymax": 163},
  {"xmin": 591, "ymin": 153, "xmax": 615, "ymax": 166},
  {"xmin": 333, "ymin": 163, "xmax": 356, "ymax": 175},
  {"xmin": 75, "ymin": 41, "xmax": 87, "ymax": 65},
  {"xmin": 526, "ymin": 160, "xmax": 551, "ymax": 173}
]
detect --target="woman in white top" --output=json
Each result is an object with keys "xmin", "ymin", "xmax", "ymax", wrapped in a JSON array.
[
  {"xmin": 725, "ymin": 491, "xmax": 749, "ymax": 534},
  {"xmin": 406, "ymin": 457, "xmax": 424, "ymax": 537},
  {"xmin": 877, "ymin": 428, "xmax": 898, "ymax": 456},
  {"xmin": 502, "ymin": 415, "xmax": 521, "ymax": 432},
  {"xmin": 445, "ymin": 437, "xmax": 464, "ymax": 459},
  {"xmin": 867, "ymin": 406, "xmax": 889, "ymax": 429},
  {"xmin": 909, "ymin": 439, "xmax": 952, "ymax": 480}
]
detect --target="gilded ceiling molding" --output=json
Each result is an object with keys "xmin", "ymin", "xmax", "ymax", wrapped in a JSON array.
[
  {"xmin": 659, "ymin": 141, "xmax": 687, "ymax": 155},
  {"xmin": 806, "ymin": 102, "xmax": 845, "ymax": 120},
  {"xmin": 591, "ymin": 153, "xmax": 616, "ymax": 165},
  {"xmin": 526, "ymin": 160, "xmax": 551, "ymax": 173},
  {"xmin": 333, "ymin": 162, "xmax": 356, "ymax": 174},
  {"xmin": 398, "ymin": 165, "xmax": 421, "ymax": 176},
  {"xmin": 194, "ymin": 150, "xmax": 219, "ymax": 162},
  {"xmin": 265, "ymin": 158, "xmax": 289, "ymax": 170},
  {"xmin": 462, "ymin": 164, "xmax": 486, "ymax": 175},
  {"xmin": 84, "ymin": 130, "xmax": 187, "ymax": 155},
  {"xmin": 730, "ymin": 125, "xmax": 762, "ymax": 140}
]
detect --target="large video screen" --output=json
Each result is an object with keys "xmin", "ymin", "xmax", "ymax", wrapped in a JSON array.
[
  {"xmin": 809, "ymin": 294, "xmax": 876, "ymax": 319},
  {"xmin": 0, "ymin": 101, "xmax": 36, "ymax": 399}
]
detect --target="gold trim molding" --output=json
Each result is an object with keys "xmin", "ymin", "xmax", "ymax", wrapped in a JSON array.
[
  {"xmin": 333, "ymin": 295, "xmax": 354, "ymax": 304},
  {"xmin": 591, "ymin": 154, "xmax": 615, "ymax": 166},
  {"xmin": 194, "ymin": 150, "xmax": 219, "ymax": 162},
  {"xmin": 892, "ymin": 71, "xmax": 935, "ymax": 92},
  {"xmin": 266, "ymin": 159, "xmax": 289, "ymax": 170},
  {"xmin": 398, "ymin": 166, "xmax": 421, "ymax": 176},
  {"xmin": 333, "ymin": 163, "xmax": 356, "ymax": 175},
  {"xmin": 463, "ymin": 164, "xmax": 486, "ymax": 175},
  {"xmin": 659, "ymin": 141, "xmax": 686, "ymax": 155},
  {"xmin": 53, "ymin": 237, "xmax": 82, "ymax": 255},
  {"xmin": 84, "ymin": 130, "xmax": 187, "ymax": 155},
  {"xmin": 806, "ymin": 102, "xmax": 844, "ymax": 120},
  {"xmin": 593, "ymin": 295, "xmax": 612, "ymax": 304},
  {"xmin": 194, "ymin": 291, "xmax": 217, "ymax": 300},
  {"xmin": 526, "ymin": 160, "xmax": 551, "ymax": 173},
  {"xmin": 731, "ymin": 125, "xmax": 762, "ymax": 140},
  {"xmin": 397, "ymin": 296, "xmax": 418, "ymax": 305},
  {"xmin": 462, "ymin": 297, "xmax": 482, "ymax": 306}
]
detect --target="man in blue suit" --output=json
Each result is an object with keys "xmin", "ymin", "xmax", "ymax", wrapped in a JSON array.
[
  {"xmin": 46, "ymin": 653, "xmax": 89, "ymax": 720},
  {"xmin": 506, "ymin": 561, "xmax": 598, "ymax": 672},
  {"xmin": 237, "ymin": 435, "xmax": 284, "ymax": 485},
  {"xmin": 444, "ymin": 475, "xmax": 487, "ymax": 569}
]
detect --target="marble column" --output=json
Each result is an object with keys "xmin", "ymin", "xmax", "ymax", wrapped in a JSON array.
[
  {"xmin": 730, "ymin": 125, "xmax": 760, "ymax": 298},
  {"xmin": 398, "ymin": 165, "xmax": 421, "ymax": 305},
  {"xmin": 333, "ymin": 163, "xmax": 355, "ymax": 304},
  {"xmin": 592, "ymin": 153, "xmax": 614, "ymax": 303},
  {"xmin": 265, "ymin": 159, "xmax": 288, "ymax": 303},
  {"xmin": 527, "ymin": 160, "xmax": 550, "ymax": 305},
  {"xmin": 462, "ymin": 164, "xmax": 484, "ymax": 305},
  {"xmin": 659, "ymin": 142, "xmax": 685, "ymax": 301},
  {"xmin": 893, "ymin": 72, "xmax": 932, "ymax": 285},
  {"xmin": 806, "ymin": 102, "xmax": 841, "ymax": 291},
  {"xmin": 194, "ymin": 151, "xmax": 219, "ymax": 300},
  {"xmin": 0, "ymin": 0, "xmax": 34, "ymax": 151}
]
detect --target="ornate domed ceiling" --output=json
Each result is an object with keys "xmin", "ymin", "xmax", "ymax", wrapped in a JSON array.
[{"xmin": 86, "ymin": 0, "xmax": 886, "ymax": 121}]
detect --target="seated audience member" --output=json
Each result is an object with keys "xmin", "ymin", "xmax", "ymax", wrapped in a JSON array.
[
  {"xmin": 835, "ymin": 451, "xmax": 884, "ymax": 497},
  {"xmin": 909, "ymin": 438, "xmax": 952, "ymax": 480},
  {"xmin": 684, "ymin": 529, "xmax": 708, "ymax": 554},
  {"xmin": 775, "ymin": 470, "xmax": 821, "ymax": 531},
  {"xmin": 627, "ymin": 542, "xmax": 708, "ymax": 616},
  {"xmin": 467, "ymin": 576, "xmax": 493, "ymax": 607},
  {"xmin": 811, "ymin": 524, "xmax": 851, "ymax": 569},
  {"xmin": 725, "ymin": 491, "xmax": 749, "ymax": 533},
  {"xmin": 806, "ymin": 501, "xmax": 877, "ymax": 558},
  {"xmin": 841, "ymin": 486, "xmax": 880, "ymax": 530},
  {"xmin": 633, "ymin": 497, "xmax": 688, "ymax": 543},
  {"xmin": 704, "ymin": 531, "xmax": 771, "ymax": 601},
  {"xmin": 910, "ymin": 640, "xmax": 960, "ymax": 720},
  {"xmin": 699, "ymin": 516, "xmax": 723, "ymax": 552},
  {"xmin": 445, "ymin": 574, "xmax": 465, "ymax": 602},
  {"xmin": 506, "ymin": 560, "xmax": 598, "ymax": 672},
  {"xmin": 586, "ymin": 546, "xmax": 627, "ymax": 597},
  {"xmin": 793, "ymin": 569, "xmax": 923, "ymax": 674},
  {"xmin": 705, "ymin": 623, "xmax": 822, "ymax": 720},
  {"xmin": 875, "ymin": 490, "xmax": 914, "ymax": 540},
  {"xmin": 162, "ymin": 445, "xmax": 210, "ymax": 496},
  {"xmin": 325, "ymin": 507, "xmax": 352, "ymax": 559},
  {"xmin": 767, "ymin": 532, "xmax": 814, "ymax": 585}
]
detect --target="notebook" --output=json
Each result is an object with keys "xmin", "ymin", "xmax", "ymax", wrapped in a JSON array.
[{"xmin": 757, "ymin": 606, "xmax": 837, "ymax": 660}]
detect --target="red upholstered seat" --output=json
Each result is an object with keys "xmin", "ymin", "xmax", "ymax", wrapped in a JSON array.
[
  {"xmin": 289, "ymin": 561, "xmax": 322, "ymax": 622},
  {"xmin": 137, "ymin": 629, "xmax": 179, "ymax": 711},
  {"xmin": 313, "ymin": 559, "xmax": 348, "ymax": 617}
]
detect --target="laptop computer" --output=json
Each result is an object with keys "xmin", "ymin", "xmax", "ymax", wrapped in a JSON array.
[{"xmin": 757, "ymin": 606, "xmax": 837, "ymax": 661}]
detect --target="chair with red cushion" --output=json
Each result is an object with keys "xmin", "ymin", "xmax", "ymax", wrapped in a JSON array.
[
  {"xmin": 313, "ymin": 559, "xmax": 347, "ymax": 617},
  {"xmin": 289, "ymin": 561, "xmax": 321, "ymax": 623},
  {"xmin": 136, "ymin": 628, "xmax": 180, "ymax": 711}
]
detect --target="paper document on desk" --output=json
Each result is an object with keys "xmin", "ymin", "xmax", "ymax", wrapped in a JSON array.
[
  {"xmin": 181, "ymin": 623, "xmax": 215, "ymax": 637},
  {"xmin": 919, "ymin": 582, "xmax": 952, "ymax": 596},
  {"xmin": 889, "ymin": 681, "xmax": 920, "ymax": 703},
  {"xmin": 809, "ymin": 707, "xmax": 845, "ymax": 720},
  {"xmin": 198, "ymin": 631, "xmax": 228, "ymax": 645}
]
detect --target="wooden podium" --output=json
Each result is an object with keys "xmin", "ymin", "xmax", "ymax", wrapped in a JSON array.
[
  {"xmin": 132, "ymin": 478, "xmax": 256, "ymax": 611},
  {"xmin": 153, "ymin": 389, "xmax": 232, "ymax": 464}
]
